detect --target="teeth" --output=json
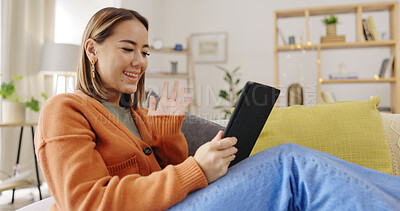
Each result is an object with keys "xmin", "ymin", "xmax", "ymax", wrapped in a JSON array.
[{"xmin": 123, "ymin": 71, "xmax": 138, "ymax": 77}]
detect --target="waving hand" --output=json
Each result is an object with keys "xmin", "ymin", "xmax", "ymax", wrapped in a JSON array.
[{"xmin": 148, "ymin": 80, "xmax": 191, "ymax": 116}]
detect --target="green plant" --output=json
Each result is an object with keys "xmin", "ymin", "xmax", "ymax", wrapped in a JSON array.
[
  {"xmin": 214, "ymin": 66, "xmax": 243, "ymax": 119},
  {"xmin": 0, "ymin": 75, "xmax": 22, "ymax": 102},
  {"xmin": 0, "ymin": 75, "xmax": 48, "ymax": 112},
  {"xmin": 323, "ymin": 15, "xmax": 338, "ymax": 25}
]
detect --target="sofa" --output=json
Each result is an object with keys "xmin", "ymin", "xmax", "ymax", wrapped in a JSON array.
[
  {"xmin": 184, "ymin": 96, "xmax": 399, "ymax": 176},
  {"xmin": 18, "ymin": 97, "xmax": 400, "ymax": 210}
]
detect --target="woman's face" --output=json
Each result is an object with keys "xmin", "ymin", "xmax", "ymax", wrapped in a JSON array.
[{"xmin": 95, "ymin": 19, "xmax": 149, "ymax": 100}]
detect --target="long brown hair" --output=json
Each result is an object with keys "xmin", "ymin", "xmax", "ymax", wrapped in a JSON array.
[{"xmin": 76, "ymin": 7, "xmax": 148, "ymax": 109}]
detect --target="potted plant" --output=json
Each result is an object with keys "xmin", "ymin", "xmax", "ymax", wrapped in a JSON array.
[
  {"xmin": 0, "ymin": 75, "xmax": 47, "ymax": 123},
  {"xmin": 323, "ymin": 15, "xmax": 338, "ymax": 36},
  {"xmin": 214, "ymin": 66, "xmax": 243, "ymax": 119}
]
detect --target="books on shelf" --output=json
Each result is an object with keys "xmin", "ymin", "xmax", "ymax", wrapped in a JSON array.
[
  {"xmin": 367, "ymin": 16, "xmax": 379, "ymax": 41},
  {"xmin": 321, "ymin": 35, "xmax": 345, "ymax": 43},
  {"xmin": 378, "ymin": 55, "xmax": 394, "ymax": 78},
  {"xmin": 329, "ymin": 72, "xmax": 358, "ymax": 80},
  {"xmin": 362, "ymin": 19, "xmax": 373, "ymax": 41},
  {"xmin": 277, "ymin": 27, "xmax": 288, "ymax": 46},
  {"xmin": 362, "ymin": 16, "xmax": 379, "ymax": 41},
  {"xmin": 321, "ymin": 91, "xmax": 336, "ymax": 103}
]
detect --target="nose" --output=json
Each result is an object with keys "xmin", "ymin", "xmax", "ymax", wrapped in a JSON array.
[{"xmin": 131, "ymin": 50, "xmax": 146, "ymax": 68}]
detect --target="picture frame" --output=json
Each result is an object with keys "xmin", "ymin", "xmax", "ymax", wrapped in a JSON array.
[{"xmin": 191, "ymin": 32, "xmax": 227, "ymax": 63}]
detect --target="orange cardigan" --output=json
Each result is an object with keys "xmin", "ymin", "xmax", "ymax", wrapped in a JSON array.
[{"xmin": 34, "ymin": 90, "xmax": 208, "ymax": 211}]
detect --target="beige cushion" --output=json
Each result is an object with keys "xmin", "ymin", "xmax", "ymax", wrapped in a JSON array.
[{"xmin": 381, "ymin": 113, "xmax": 400, "ymax": 176}]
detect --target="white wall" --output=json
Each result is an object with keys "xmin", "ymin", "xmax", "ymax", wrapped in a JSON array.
[
  {"xmin": 122, "ymin": 0, "xmax": 399, "ymax": 119},
  {"xmin": 53, "ymin": 0, "xmax": 400, "ymax": 119},
  {"xmin": 54, "ymin": 0, "xmax": 121, "ymax": 45}
]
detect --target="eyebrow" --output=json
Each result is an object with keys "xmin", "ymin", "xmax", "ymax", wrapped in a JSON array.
[{"xmin": 119, "ymin": 40, "xmax": 149, "ymax": 48}]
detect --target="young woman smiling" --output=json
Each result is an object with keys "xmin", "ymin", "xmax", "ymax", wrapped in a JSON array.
[{"xmin": 35, "ymin": 7, "xmax": 400, "ymax": 211}]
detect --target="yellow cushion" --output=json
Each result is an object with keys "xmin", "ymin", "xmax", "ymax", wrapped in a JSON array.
[{"xmin": 251, "ymin": 96, "xmax": 393, "ymax": 174}]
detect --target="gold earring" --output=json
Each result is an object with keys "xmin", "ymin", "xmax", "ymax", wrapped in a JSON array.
[{"xmin": 91, "ymin": 59, "xmax": 96, "ymax": 79}]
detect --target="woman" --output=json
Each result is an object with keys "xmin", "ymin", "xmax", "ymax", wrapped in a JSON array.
[
  {"xmin": 35, "ymin": 7, "xmax": 400, "ymax": 211},
  {"xmin": 36, "ymin": 7, "xmax": 235, "ymax": 210}
]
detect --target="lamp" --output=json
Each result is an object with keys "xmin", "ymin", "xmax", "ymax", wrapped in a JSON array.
[{"xmin": 39, "ymin": 42, "xmax": 80, "ymax": 95}]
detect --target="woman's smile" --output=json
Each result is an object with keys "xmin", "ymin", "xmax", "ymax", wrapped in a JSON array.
[{"xmin": 123, "ymin": 71, "xmax": 140, "ymax": 82}]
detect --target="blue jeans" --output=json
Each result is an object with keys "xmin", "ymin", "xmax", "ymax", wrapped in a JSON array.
[{"xmin": 169, "ymin": 143, "xmax": 400, "ymax": 211}]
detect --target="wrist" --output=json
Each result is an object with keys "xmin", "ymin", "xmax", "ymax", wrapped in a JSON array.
[{"xmin": 147, "ymin": 115, "xmax": 185, "ymax": 135}]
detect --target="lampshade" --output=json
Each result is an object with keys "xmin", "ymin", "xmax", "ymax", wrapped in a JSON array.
[{"xmin": 39, "ymin": 42, "xmax": 80, "ymax": 74}]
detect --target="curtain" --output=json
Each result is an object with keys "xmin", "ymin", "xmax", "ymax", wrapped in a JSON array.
[{"xmin": 0, "ymin": 0, "xmax": 54, "ymax": 180}]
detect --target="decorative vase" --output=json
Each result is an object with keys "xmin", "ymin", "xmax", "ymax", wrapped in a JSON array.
[
  {"xmin": 326, "ymin": 24, "xmax": 337, "ymax": 36},
  {"xmin": 287, "ymin": 83, "xmax": 303, "ymax": 106},
  {"xmin": 1, "ymin": 101, "xmax": 25, "ymax": 123},
  {"xmin": 171, "ymin": 61, "xmax": 178, "ymax": 75}
]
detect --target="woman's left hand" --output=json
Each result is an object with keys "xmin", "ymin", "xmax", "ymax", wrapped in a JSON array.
[{"xmin": 148, "ymin": 80, "xmax": 191, "ymax": 116}]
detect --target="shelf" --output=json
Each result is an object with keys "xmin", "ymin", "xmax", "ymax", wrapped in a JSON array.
[
  {"xmin": 146, "ymin": 72, "xmax": 190, "ymax": 79},
  {"xmin": 276, "ymin": 2, "xmax": 395, "ymax": 18},
  {"xmin": 148, "ymin": 39, "xmax": 199, "ymax": 115},
  {"xmin": 320, "ymin": 40, "xmax": 396, "ymax": 49},
  {"xmin": 150, "ymin": 48, "xmax": 188, "ymax": 54},
  {"xmin": 276, "ymin": 40, "xmax": 396, "ymax": 51},
  {"xmin": 320, "ymin": 78, "xmax": 396, "ymax": 84},
  {"xmin": 276, "ymin": 44, "xmax": 317, "ymax": 51},
  {"xmin": 362, "ymin": 2, "xmax": 396, "ymax": 13},
  {"xmin": 274, "ymin": 1, "xmax": 399, "ymax": 112}
]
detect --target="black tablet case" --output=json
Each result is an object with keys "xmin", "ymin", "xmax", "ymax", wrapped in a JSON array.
[{"xmin": 223, "ymin": 81, "xmax": 280, "ymax": 167}]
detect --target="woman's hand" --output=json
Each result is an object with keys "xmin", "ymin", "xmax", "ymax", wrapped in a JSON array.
[
  {"xmin": 148, "ymin": 80, "xmax": 191, "ymax": 116},
  {"xmin": 194, "ymin": 131, "xmax": 238, "ymax": 184}
]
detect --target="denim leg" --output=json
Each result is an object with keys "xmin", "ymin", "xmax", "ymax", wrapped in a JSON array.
[{"xmin": 169, "ymin": 143, "xmax": 400, "ymax": 211}]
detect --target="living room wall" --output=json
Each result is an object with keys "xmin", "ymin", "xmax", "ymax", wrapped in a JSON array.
[
  {"xmin": 121, "ymin": 0, "xmax": 399, "ymax": 118},
  {"xmin": 52, "ymin": 0, "xmax": 399, "ymax": 118}
]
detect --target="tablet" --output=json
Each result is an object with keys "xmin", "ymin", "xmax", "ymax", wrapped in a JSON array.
[{"xmin": 222, "ymin": 81, "xmax": 280, "ymax": 167}]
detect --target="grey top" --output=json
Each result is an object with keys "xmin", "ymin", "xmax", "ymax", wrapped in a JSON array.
[{"xmin": 101, "ymin": 102, "xmax": 142, "ymax": 141}]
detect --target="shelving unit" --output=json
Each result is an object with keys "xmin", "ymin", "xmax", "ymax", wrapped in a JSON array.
[
  {"xmin": 147, "ymin": 43, "xmax": 199, "ymax": 115},
  {"xmin": 274, "ymin": 2, "xmax": 399, "ymax": 113}
]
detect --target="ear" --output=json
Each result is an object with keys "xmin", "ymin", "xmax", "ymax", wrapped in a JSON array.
[{"xmin": 84, "ymin": 38, "xmax": 97, "ymax": 62}]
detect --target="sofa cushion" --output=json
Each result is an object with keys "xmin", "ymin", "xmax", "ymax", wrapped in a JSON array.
[
  {"xmin": 251, "ymin": 96, "xmax": 393, "ymax": 174},
  {"xmin": 182, "ymin": 114, "xmax": 225, "ymax": 156},
  {"xmin": 381, "ymin": 113, "xmax": 400, "ymax": 176}
]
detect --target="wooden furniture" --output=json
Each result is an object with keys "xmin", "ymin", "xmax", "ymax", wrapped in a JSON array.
[
  {"xmin": 0, "ymin": 122, "xmax": 42, "ymax": 203},
  {"xmin": 274, "ymin": 2, "xmax": 399, "ymax": 113},
  {"xmin": 148, "ymin": 41, "xmax": 199, "ymax": 115}
]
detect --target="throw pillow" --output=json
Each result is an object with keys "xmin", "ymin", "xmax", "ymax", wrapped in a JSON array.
[{"xmin": 251, "ymin": 96, "xmax": 393, "ymax": 174}]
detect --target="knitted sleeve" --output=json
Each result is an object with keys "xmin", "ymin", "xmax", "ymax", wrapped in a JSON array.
[{"xmin": 136, "ymin": 108, "xmax": 189, "ymax": 167}]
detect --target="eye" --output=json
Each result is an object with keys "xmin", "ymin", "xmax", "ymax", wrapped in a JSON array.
[
  {"xmin": 122, "ymin": 48, "xmax": 133, "ymax": 52},
  {"xmin": 142, "ymin": 52, "xmax": 150, "ymax": 57}
]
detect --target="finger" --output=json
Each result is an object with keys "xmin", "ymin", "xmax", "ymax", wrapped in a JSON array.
[
  {"xmin": 182, "ymin": 95, "xmax": 191, "ymax": 108},
  {"xmin": 220, "ymin": 147, "xmax": 238, "ymax": 158},
  {"xmin": 216, "ymin": 137, "xmax": 237, "ymax": 150},
  {"xmin": 224, "ymin": 154, "xmax": 236, "ymax": 165},
  {"xmin": 177, "ymin": 86, "xmax": 185, "ymax": 104},
  {"xmin": 161, "ymin": 81, "xmax": 169, "ymax": 100},
  {"xmin": 148, "ymin": 96, "xmax": 156, "ymax": 114},
  {"xmin": 211, "ymin": 130, "xmax": 224, "ymax": 142},
  {"xmin": 170, "ymin": 80, "xmax": 179, "ymax": 100}
]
